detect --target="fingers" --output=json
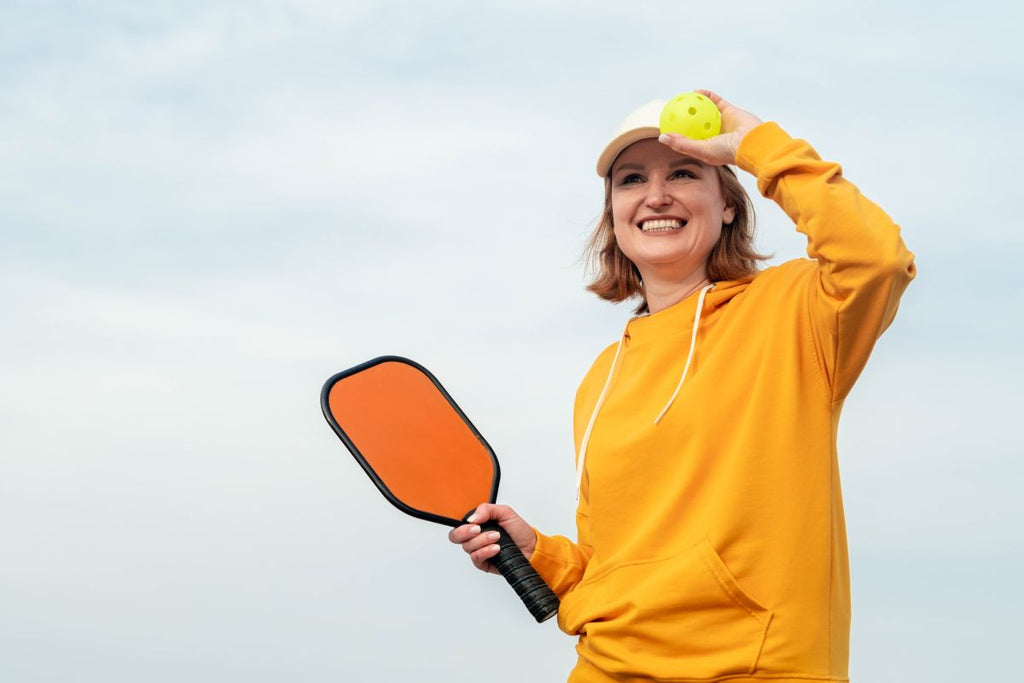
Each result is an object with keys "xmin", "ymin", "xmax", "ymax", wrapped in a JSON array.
[
  {"xmin": 694, "ymin": 89, "xmax": 726, "ymax": 108},
  {"xmin": 659, "ymin": 132, "xmax": 735, "ymax": 167},
  {"xmin": 658, "ymin": 132, "xmax": 715, "ymax": 158},
  {"xmin": 464, "ymin": 502, "xmax": 517, "ymax": 528},
  {"xmin": 465, "ymin": 503, "xmax": 494, "ymax": 524},
  {"xmin": 446, "ymin": 503, "xmax": 499, "ymax": 548},
  {"xmin": 448, "ymin": 503, "xmax": 524, "ymax": 575},
  {"xmin": 469, "ymin": 540, "xmax": 502, "ymax": 573},
  {"xmin": 471, "ymin": 503, "xmax": 537, "ymax": 559},
  {"xmin": 694, "ymin": 89, "xmax": 752, "ymax": 121},
  {"xmin": 449, "ymin": 522, "xmax": 502, "ymax": 573},
  {"xmin": 447, "ymin": 523, "xmax": 498, "ymax": 550},
  {"xmin": 693, "ymin": 88, "xmax": 764, "ymax": 140}
]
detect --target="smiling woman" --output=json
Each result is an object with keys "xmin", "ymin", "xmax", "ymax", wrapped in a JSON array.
[
  {"xmin": 591, "ymin": 138, "xmax": 765, "ymax": 314},
  {"xmin": 449, "ymin": 90, "xmax": 917, "ymax": 682}
]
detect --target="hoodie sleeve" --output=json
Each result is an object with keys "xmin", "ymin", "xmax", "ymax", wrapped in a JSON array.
[
  {"xmin": 528, "ymin": 482, "xmax": 593, "ymax": 597},
  {"xmin": 736, "ymin": 122, "xmax": 916, "ymax": 401}
]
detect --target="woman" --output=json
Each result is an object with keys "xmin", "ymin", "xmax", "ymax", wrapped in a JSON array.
[{"xmin": 449, "ymin": 91, "xmax": 915, "ymax": 682}]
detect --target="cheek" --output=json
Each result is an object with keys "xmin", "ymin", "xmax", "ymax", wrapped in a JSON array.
[
  {"xmin": 706, "ymin": 224, "xmax": 723, "ymax": 247},
  {"xmin": 612, "ymin": 222, "xmax": 632, "ymax": 255},
  {"xmin": 610, "ymin": 201, "xmax": 633, "ymax": 242},
  {"xmin": 610, "ymin": 199, "xmax": 629, "ymax": 230},
  {"xmin": 610, "ymin": 219, "xmax": 639, "ymax": 262}
]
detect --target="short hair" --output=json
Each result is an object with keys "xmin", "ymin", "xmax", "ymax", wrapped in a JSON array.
[{"xmin": 584, "ymin": 164, "xmax": 768, "ymax": 314}]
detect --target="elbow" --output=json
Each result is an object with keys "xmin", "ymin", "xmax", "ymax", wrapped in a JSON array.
[
  {"xmin": 885, "ymin": 247, "xmax": 917, "ymax": 286},
  {"xmin": 838, "ymin": 245, "xmax": 916, "ymax": 302},
  {"xmin": 868, "ymin": 236, "xmax": 916, "ymax": 288}
]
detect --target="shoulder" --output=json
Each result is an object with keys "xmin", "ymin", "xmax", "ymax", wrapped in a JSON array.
[
  {"xmin": 586, "ymin": 341, "xmax": 620, "ymax": 378},
  {"xmin": 717, "ymin": 259, "xmax": 818, "ymax": 318},
  {"xmin": 744, "ymin": 259, "xmax": 818, "ymax": 296},
  {"xmin": 753, "ymin": 258, "xmax": 817, "ymax": 283},
  {"xmin": 575, "ymin": 340, "xmax": 619, "ymax": 398}
]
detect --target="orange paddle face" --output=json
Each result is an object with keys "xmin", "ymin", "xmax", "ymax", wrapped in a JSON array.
[{"xmin": 321, "ymin": 357, "xmax": 499, "ymax": 526}]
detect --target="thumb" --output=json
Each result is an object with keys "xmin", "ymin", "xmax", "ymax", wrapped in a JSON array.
[
  {"xmin": 659, "ymin": 132, "xmax": 716, "ymax": 159},
  {"xmin": 658, "ymin": 132, "xmax": 740, "ymax": 167},
  {"xmin": 466, "ymin": 503, "xmax": 516, "ymax": 525}
]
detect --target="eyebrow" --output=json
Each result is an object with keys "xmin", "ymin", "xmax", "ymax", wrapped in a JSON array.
[{"xmin": 613, "ymin": 157, "xmax": 704, "ymax": 173}]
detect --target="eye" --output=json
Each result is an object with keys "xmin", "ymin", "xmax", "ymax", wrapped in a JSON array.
[
  {"xmin": 619, "ymin": 173, "xmax": 644, "ymax": 185},
  {"xmin": 671, "ymin": 168, "xmax": 697, "ymax": 180}
]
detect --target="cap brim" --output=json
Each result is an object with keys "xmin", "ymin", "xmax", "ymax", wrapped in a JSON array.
[{"xmin": 596, "ymin": 126, "xmax": 660, "ymax": 178}]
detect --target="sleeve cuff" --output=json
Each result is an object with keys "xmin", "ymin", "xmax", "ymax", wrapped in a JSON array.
[
  {"xmin": 528, "ymin": 528, "xmax": 563, "ymax": 574},
  {"xmin": 528, "ymin": 528, "xmax": 585, "ymax": 596},
  {"xmin": 735, "ymin": 121, "xmax": 794, "ymax": 178}
]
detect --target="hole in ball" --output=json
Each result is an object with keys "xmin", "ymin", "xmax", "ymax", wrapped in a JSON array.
[{"xmin": 688, "ymin": 107, "xmax": 697, "ymax": 115}]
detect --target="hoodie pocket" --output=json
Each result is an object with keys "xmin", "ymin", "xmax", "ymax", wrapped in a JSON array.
[{"xmin": 562, "ymin": 538, "xmax": 773, "ymax": 680}]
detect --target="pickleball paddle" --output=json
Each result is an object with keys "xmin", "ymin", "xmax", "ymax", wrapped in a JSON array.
[{"xmin": 320, "ymin": 355, "xmax": 559, "ymax": 623}]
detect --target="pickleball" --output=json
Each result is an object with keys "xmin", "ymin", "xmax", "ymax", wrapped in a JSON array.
[{"xmin": 660, "ymin": 92, "xmax": 721, "ymax": 140}]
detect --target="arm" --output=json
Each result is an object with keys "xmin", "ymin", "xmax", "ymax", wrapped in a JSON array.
[
  {"xmin": 450, "ymin": 346, "xmax": 623, "ymax": 594},
  {"xmin": 661, "ymin": 91, "xmax": 916, "ymax": 400},
  {"xmin": 447, "ymin": 486, "xmax": 594, "ymax": 600},
  {"xmin": 528, "ymin": 481, "xmax": 594, "ymax": 598},
  {"xmin": 735, "ymin": 122, "xmax": 916, "ymax": 400},
  {"xmin": 525, "ymin": 362, "xmax": 610, "ymax": 596}
]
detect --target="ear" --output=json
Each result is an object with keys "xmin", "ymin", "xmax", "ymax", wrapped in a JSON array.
[{"xmin": 723, "ymin": 205, "xmax": 736, "ymax": 226}]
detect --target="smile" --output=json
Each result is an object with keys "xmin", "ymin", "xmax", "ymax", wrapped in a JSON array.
[{"xmin": 638, "ymin": 218, "xmax": 687, "ymax": 232}]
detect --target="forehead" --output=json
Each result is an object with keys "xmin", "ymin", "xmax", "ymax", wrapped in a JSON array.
[{"xmin": 611, "ymin": 138, "xmax": 701, "ymax": 173}]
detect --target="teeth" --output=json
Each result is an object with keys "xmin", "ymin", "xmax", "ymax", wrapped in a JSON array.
[{"xmin": 640, "ymin": 218, "xmax": 685, "ymax": 232}]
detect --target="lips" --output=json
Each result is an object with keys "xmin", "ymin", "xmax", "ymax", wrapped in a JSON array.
[{"xmin": 638, "ymin": 217, "xmax": 687, "ymax": 232}]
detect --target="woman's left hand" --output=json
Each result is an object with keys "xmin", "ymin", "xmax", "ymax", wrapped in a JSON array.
[{"xmin": 659, "ymin": 90, "xmax": 763, "ymax": 166}]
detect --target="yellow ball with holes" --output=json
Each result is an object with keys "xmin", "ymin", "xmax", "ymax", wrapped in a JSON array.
[{"xmin": 659, "ymin": 92, "xmax": 722, "ymax": 140}]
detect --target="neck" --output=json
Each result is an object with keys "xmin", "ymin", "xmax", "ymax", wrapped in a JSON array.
[{"xmin": 644, "ymin": 272, "xmax": 711, "ymax": 314}]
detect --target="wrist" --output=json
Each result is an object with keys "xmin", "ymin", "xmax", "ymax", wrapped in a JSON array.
[{"xmin": 522, "ymin": 527, "xmax": 540, "ymax": 559}]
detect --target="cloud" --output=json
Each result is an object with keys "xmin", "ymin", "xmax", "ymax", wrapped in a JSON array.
[{"xmin": 2, "ymin": 1, "xmax": 1022, "ymax": 681}]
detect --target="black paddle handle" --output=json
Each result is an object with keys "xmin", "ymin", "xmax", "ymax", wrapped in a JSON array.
[{"xmin": 479, "ymin": 521, "xmax": 559, "ymax": 623}]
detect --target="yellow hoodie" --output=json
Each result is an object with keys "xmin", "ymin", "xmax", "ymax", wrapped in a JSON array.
[{"xmin": 529, "ymin": 122, "xmax": 916, "ymax": 682}]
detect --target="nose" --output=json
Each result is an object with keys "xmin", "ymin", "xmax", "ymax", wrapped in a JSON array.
[{"xmin": 644, "ymin": 177, "xmax": 672, "ymax": 208}]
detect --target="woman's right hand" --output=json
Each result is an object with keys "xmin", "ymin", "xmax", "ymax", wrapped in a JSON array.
[{"xmin": 447, "ymin": 503, "xmax": 536, "ymax": 574}]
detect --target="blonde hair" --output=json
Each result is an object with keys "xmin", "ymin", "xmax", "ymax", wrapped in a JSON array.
[{"xmin": 584, "ymin": 165, "xmax": 768, "ymax": 314}]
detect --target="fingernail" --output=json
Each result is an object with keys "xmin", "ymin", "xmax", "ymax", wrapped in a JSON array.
[
  {"xmin": 467, "ymin": 513, "xmax": 478, "ymax": 523},
  {"xmin": 490, "ymin": 544, "xmax": 501, "ymax": 553},
  {"xmin": 488, "ymin": 531, "xmax": 500, "ymax": 541},
  {"xmin": 658, "ymin": 134, "xmax": 671, "ymax": 144},
  {"xmin": 470, "ymin": 525, "xmax": 481, "ymax": 535}
]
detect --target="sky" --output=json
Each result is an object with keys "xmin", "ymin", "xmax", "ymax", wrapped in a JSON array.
[{"xmin": 1, "ymin": 1, "xmax": 1022, "ymax": 681}]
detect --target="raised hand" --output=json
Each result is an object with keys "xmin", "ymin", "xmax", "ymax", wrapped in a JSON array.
[{"xmin": 659, "ymin": 90, "xmax": 763, "ymax": 166}]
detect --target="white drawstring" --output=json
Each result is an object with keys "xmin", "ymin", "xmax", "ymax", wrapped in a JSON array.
[
  {"xmin": 573, "ymin": 283, "xmax": 715, "ymax": 498},
  {"xmin": 653, "ymin": 282, "xmax": 715, "ymax": 424},
  {"xmin": 574, "ymin": 319, "xmax": 629, "ymax": 499}
]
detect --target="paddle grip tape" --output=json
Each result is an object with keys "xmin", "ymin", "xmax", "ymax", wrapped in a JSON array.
[{"xmin": 480, "ymin": 521, "xmax": 559, "ymax": 623}]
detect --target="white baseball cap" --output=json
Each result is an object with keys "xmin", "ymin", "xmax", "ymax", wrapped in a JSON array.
[{"xmin": 595, "ymin": 100, "xmax": 665, "ymax": 178}]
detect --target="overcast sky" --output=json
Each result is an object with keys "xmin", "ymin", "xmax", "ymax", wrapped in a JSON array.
[{"xmin": 2, "ymin": 1, "xmax": 1021, "ymax": 681}]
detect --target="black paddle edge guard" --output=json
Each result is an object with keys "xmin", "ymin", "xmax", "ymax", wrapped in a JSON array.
[
  {"xmin": 320, "ymin": 355, "xmax": 501, "ymax": 528},
  {"xmin": 480, "ymin": 521, "xmax": 559, "ymax": 623}
]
